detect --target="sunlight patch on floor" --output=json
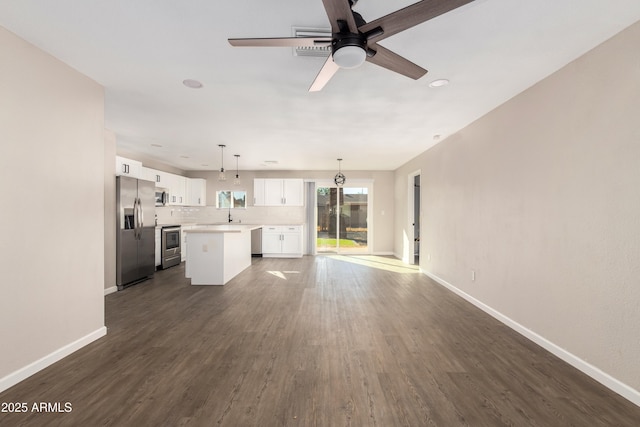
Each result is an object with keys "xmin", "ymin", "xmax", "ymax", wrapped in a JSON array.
[
  {"xmin": 266, "ymin": 271, "xmax": 300, "ymax": 280},
  {"xmin": 325, "ymin": 255, "xmax": 420, "ymax": 274}
]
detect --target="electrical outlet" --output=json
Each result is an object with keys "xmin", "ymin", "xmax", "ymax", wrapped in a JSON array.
[
  {"xmin": 427, "ymin": 254, "xmax": 431, "ymax": 261},
  {"xmin": 202, "ymin": 244, "xmax": 208, "ymax": 252},
  {"xmin": 471, "ymin": 270, "xmax": 476, "ymax": 281}
]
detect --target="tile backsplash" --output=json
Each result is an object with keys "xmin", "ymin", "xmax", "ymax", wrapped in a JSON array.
[{"xmin": 155, "ymin": 205, "xmax": 305, "ymax": 226}]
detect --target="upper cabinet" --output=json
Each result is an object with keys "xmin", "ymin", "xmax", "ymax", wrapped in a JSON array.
[
  {"xmin": 187, "ymin": 178, "xmax": 206, "ymax": 206},
  {"xmin": 167, "ymin": 174, "xmax": 187, "ymax": 205},
  {"xmin": 141, "ymin": 167, "xmax": 170, "ymax": 188},
  {"xmin": 121, "ymin": 159, "xmax": 206, "ymax": 206},
  {"xmin": 115, "ymin": 156, "xmax": 142, "ymax": 179},
  {"xmin": 282, "ymin": 179, "xmax": 304, "ymax": 206},
  {"xmin": 254, "ymin": 179, "xmax": 266, "ymax": 206},
  {"xmin": 254, "ymin": 178, "xmax": 304, "ymax": 207}
]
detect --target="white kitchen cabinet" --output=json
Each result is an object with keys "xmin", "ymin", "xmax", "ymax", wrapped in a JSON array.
[
  {"xmin": 181, "ymin": 225, "xmax": 193, "ymax": 262},
  {"xmin": 115, "ymin": 156, "xmax": 142, "ymax": 178},
  {"xmin": 253, "ymin": 179, "xmax": 265, "ymax": 206},
  {"xmin": 124, "ymin": 163, "xmax": 203, "ymax": 207},
  {"xmin": 253, "ymin": 178, "xmax": 304, "ymax": 207},
  {"xmin": 282, "ymin": 179, "xmax": 304, "ymax": 206},
  {"xmin": 263, "ymin": 179, "xmax": 285, "ymax": 206},
  {"xmin": 142, "ymin": 167, "xmax": 155, "ymax": 184},
  {"xmin": 262, "ymin": 226, "xmax": 283, "ymax": 254},
  {"xmin": 187, "ymin": 178, "xmax": 206, "ymax": 206},
  {"xmin": 142, "ymin": 167, "xmax": 170, "ymax": 188},
  {"xmin": 281, "ymin": 225, "xmax": 303, "ymax": 254},
  {"xmin": 262, "ymin": 225, "xmax": 303, "ymax": 258},
  {"xmin": 168, "ymin": 173, "xmax": 187, "ymax": 205}
]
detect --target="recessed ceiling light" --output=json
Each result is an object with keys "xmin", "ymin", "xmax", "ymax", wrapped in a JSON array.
[
  {"xmin": 264, "ymin": 160, "xmax": 278, "ymax": 165},
  {"xmin": 150, "ymin": 143, "xmax": 163, "ymax": 147},
  {"xmin": 433, "ymin": 134, "xmax": 441, "ymax": 141},
  {"xmin": 180, "ymin": 155, "xmax": 189, "ymax": 159},
  {"xmin": 201, "ymin": 164, "xmax": 209, "ymax": 167},
  {"xmin": 183, "ymin": 79, "xmax": 203, "ymax": 89},
  {"xmin": 429, "ymin": 79, "xmax": 449, "ymax": 88}
]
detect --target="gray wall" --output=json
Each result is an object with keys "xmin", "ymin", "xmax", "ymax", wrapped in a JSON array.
[
  {"xmin": 0, "ymin": 26, "xmax": 106, "ymax": 390},
  {"xmin": 394, "ymin": 22, "xmax": 640, "ymax": 402}
]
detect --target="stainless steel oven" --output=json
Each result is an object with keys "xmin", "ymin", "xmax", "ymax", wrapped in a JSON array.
[{"xmin": 161, "ymin": 225, "xmax": 181, "ymax": 269}]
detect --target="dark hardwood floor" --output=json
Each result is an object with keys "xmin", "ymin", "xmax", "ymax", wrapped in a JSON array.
[{"xmin": 1, "ymin": 256, "xmax": 639, "ymax": 426}]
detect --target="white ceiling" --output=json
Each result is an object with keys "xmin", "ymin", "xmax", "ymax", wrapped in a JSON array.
[{"xmin": 2, "ymin": 0, "xmax": 640, "ymax": 171}]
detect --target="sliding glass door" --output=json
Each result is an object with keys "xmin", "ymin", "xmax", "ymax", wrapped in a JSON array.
[{"xmin": 316, "ymin": 185, "xmax": 369, "ymax": 254}]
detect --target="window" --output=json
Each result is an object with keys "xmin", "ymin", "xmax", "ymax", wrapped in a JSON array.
[{"xmin": 216, "ymin": 191, "xmax": 246, "ymax": 209}]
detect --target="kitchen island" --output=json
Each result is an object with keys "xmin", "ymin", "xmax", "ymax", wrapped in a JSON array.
[{"xmin": 183, "ymin": 224, "xmax": 261, "ymax": 285}]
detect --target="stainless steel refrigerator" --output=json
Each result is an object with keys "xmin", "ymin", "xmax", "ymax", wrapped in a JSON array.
[{"xmin": 116, "ymin": 176, "xmax": 155, "ymax": 290}]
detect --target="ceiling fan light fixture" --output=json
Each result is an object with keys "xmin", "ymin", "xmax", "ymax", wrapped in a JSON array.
[
  {"xmin": 332, "ymin": 34, "xmax": 367, "ymax": 69},
  {"xmin": 333, "ymin": 45, "xmax": 366, "ymax": 69}
]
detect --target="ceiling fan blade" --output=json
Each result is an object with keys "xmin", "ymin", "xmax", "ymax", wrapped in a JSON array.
[
  {"xmin": 366, "ymin": 45, "xmax": 427, "ymax": 80},
  {"xmin": 309, "ymin": 56, "xmax": 340, "ymax": 92},
  {"xmin": 321, "ymin": 0, "xmax": 358, "ymax": 33},
  {"xmin": 359, "ymin": 0, "xmax": 475, "ymax": 44},
  {"xmin": 228, "ymin": 37, "xmax": 331, "ymax": 47}
]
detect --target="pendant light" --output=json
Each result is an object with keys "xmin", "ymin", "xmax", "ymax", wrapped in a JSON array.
[
  {"xmin": 218, "ymin": 144, "xmax": 226, "ymax": 181},
  {"xmin": 233, "ymin": 154, "xmax": 241, "ymax": 185},
  {"xmin": 334, "ymin": 158, "xmax": 346, "ymax": 187}
]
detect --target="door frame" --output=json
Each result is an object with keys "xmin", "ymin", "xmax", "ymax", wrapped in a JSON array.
[
  {"xmin": 407, "ymin": 170, "xmax": 421, "ymax": 265},
  {"xmin": 313, "ymin": 179, "xmax": 373, "ymax": 255}
]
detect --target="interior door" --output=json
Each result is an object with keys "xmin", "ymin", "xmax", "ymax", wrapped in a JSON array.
[{"xmin": 413, "ymin": 174, "xmax": 420, "ymax": 264}]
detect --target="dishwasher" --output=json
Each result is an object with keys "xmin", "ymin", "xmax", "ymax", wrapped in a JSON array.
[{"xmin": 251, "ymin": 227, "xmax": 262, "ymax": 257}]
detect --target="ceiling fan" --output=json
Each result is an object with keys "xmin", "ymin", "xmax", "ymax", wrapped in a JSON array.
[{"xmin": 229, "ymin": 0, "xmax": 475, "ymax": 91}]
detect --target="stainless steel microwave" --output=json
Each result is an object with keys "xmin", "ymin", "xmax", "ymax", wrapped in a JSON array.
[{"xmin": 155, "ymin": 190, "xmax": 169, "ymax": 206}]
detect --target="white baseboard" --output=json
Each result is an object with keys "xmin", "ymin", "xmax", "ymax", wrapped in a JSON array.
[
  {"xmin": 0, "ymin": 327, "xmax": 107, "ymax": 394},
  {"xmin": 104, "ymin": 286, "xmax": 118, "ymax": 296},
  {"xmin": 424, "ymin": 271, "xmax": 640, "ymax": 407},
  {"xmin": 372, "ymin": 251, "xmax": 395, "ymax": 256}
]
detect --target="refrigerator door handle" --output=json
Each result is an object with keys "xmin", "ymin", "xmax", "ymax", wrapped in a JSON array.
[
  {"xmin": 139, "ymin": 197, "xmax": 144, "ymax": 229},
  {"xmin": 133, "ymin": 197, "xmax": 140, "ymax": 240},
  {"xmin": 133, "ymin": 198, "xmax": 137, "ymax": 239},
  {"xmin": 137, "ymin": 197, "xmax": 143, "ymax": 239}
]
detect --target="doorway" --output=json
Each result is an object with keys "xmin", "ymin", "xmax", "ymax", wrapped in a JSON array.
[
  {"xmin": 413, "ymin": 174, "xmax": 420, "ymax": 265},
  {"xmin": 407, "ymin": 171, "xmax": 421, "ymax": 265},
  {"xmin": 316, "ymin": 185, "xmax": 370, "ymax": 254}
]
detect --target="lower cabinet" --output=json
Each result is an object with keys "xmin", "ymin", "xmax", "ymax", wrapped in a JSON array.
[
  {"xmin": 181, "ymin": 225, "xmax": 193, "ymax": 262},
  {"xmin": 262, "ymin": 225, "xmax": 302, "ymax": 258}
]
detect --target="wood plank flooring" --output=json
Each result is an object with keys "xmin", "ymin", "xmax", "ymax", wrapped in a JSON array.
[{"xmin": 1, "ymin": 255, "xmax": 639, "ymax": 426}]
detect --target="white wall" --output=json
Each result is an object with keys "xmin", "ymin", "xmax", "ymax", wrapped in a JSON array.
[
  {"xmin": 104, "ymin": 130, "xmax": 117, "ymax": 292},
  {"xmin": 0, "ymin": 27, "xmax": 106, "ymax": 391},
  {"xmin": 394, "ymin": 21, "xmax": 640, "ymax": 404}
]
